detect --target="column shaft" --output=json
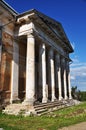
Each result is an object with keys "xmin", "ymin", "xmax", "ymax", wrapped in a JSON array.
[
  {"xmin": 10, "ymin": 41, "xmax": 19, "ymax": 103},
  {"xmin": 56, "ymin": 54, "xmax": 63, "ymax": 100},
  {"xmin": 24, "ymin": 34, "xmax": 35, "ymax": 105},
  {"xmin": 49, "ymin": 49, "xmax": 56, "ymax": 101},
  {"xmin": 42, "ymin": 44, "xmax": 48, "ymax": 103},
  {"xmin": 63, "ymin": 58, "xmax": 68, "ymax": 100},
  {"xmin": 68, "ymin": 62, "xmax": 72, "ymax": 99}
]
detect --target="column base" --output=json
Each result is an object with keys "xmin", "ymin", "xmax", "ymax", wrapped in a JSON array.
[
  {"xmin": 22, "ymin": 98, "xmax": 35, "ymax": 106},
  {"xmin": 42, "ymin": 97, "xmax": 48, "ymax": 103},
  {"xmin": 58, "ymin": 96, "xmax": 63, "ymax": 101},
  {"xmin": 10, "ymin": 98, "xmax": 20, "ymax": 104},
  {"xmin": 69, "ymin": 95, "xmax": 72, "ymax": 99},
  {"xmin": 51, "ymin": 96, "xmax": 57, "ymax": 102},
  {"xmin": 64, "ymin": 96, "xmax": 68, "ymax": 100}
]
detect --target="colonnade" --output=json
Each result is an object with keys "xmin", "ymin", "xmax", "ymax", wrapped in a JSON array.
[{"xmin": 10, "ymin": 34, "xmax": 72, "ymax": 105}]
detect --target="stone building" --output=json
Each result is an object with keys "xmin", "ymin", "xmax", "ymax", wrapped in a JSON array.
[{"xmin": 0, "ymin": 0, "xmax": 73, "ymax": 109}]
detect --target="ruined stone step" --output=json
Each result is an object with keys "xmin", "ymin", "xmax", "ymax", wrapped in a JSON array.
[
  {"xmin": 36, "ymin": 104, "xmax": 66, "ymax": 116},
  {"xmin": 35, "ymin": 103, "xmax": 63, "ymax": 111},
  {"xmin": 36, "ymin": 108, "xmax": 48, "ymax": 114},
  {"xmin": 4, "ymin": 104, "xmax": 25, "ymax": 111},
  {"xmin": 34, "ymin": 102, "xmax": 64, "ymax": 108},
  {"xmin": 3, "ymin": 110, "xmax": 18, "ymax": 115},
  {"xmin": 34, "ymin": 101, "xmax": 63, "ymax": 108},
  {"xmin": 34, "ymin": 101, "xmax": 69, "ymax": 116},
  {"xmin": 37, "ymin": 107, "xmax": 61, "ymax": 116},
  {"xmin": 37, "ymin": 110, "xmax": 49, "ymax": 116},
  {"xmin": 34, "ymin": 101, "xmax": 67, "ymax": 115},
  {"xmin": 2, "ymin": 104, "xmax": 27, "ymax": 115}
]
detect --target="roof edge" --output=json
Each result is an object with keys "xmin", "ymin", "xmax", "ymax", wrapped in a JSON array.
[
  {"xmin": 17, "ymin": 9, "xmax": 74, "ymax": 53},
  {"xmin": 0, "ymin": 0, "xmax": 18, "ymax": 16}
]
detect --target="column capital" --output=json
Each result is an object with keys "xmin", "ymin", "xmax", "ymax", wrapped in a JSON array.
[
  {"xmin": 61, "ymin": 57, "xmax": 65, "ymax": 63},
  {"xmin": 41, "ymin": 43, "xmax": 46, "ymax": 50},
  {"xmin": 66, "ymin": 60, "xmax": 69, "ymax": 72},
  {"xmin": 55, "ymin": 53, "xmax": 61, "ymax": 65},
  {"xmin": 56, "ymin": 53, "xmax": 60, "ymax": 59},
  {"xmin": 27, "ymin": 34, "xmax": 34, "ymax": 38},
  {"xmin": 48, "ymin": 48, "xmax": 54, "ymax": 59}
]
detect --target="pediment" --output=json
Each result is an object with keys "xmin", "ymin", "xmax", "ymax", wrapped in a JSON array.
[{"xmin": 17, "ymin": 9, "xmax": 73, "ymax": 53}]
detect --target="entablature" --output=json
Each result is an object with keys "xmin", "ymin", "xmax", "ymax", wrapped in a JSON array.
[{"xmin": 15, "ymin": 20, "xmax": 71, "ymax": 61}]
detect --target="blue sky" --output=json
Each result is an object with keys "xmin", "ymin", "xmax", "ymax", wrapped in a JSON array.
[{"xmin": 5, "ymin": 0, "xmax": 86, "ymax": 91}]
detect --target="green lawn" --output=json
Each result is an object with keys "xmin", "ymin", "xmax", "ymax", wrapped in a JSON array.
[{"xmin": 0, "ymin": 102, "xmax": 86, "ymax": 130}]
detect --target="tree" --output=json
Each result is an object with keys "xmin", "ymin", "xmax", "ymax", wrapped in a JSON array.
[
  {"xmin": 71, "ymin": 86, "xmax": 81, "ymax": 101},
  {"xmin": 80, "ymin": 91, "xmax": 86, "ymax": 101}
]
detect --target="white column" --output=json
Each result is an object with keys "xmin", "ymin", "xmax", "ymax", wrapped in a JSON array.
[
  {"xmin": 49, "ymin": 49, "xmax": 56, "ymax": 102},
  {"xmin": 56, "ymin": 54, "xmax": 63, "ymax": 100},
  {"xmin": 42, "ymin": 44, "xmax": 48, "ymax": 103},
  {"xmin": 23, "ymin": 34, "xmax": 35, "ymax": 105},
  {"xmin": 10, "ymin": 41, "xmax": 19, "ymax": 103},
  {"xmin": 67, "ymin": 62, "xmax": 72, "ymax": 99},
  {"xmin": 62, "ymin": 58, "xmax": 68, "ymax": 100}
]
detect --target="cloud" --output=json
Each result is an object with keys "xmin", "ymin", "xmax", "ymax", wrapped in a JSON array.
[
  {"xmin": 71, "ymin": 62, "xmax": 86, "ymax": 68},
  {"xmin": 70, "ymin": 56, "xmax": 86, "ymax": 91},
  {"xmin": 70, "ymin": 42, "xmax": 75, "ymax": 50},
  {"xmin": 70, "ymin": 64, "xmax": 86, "ymax": 77},
  {"xmin": 71, "ymin": 76, "xmax": 76, "ymax": 80}
]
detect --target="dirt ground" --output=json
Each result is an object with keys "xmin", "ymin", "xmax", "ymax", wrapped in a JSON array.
[{"xmin": 58, "ymin": 122, "xmax": 86, "ymax": 130}]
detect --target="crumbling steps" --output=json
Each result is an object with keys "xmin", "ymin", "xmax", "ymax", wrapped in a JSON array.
[
  {"xmin": 34, "ymin": 100, "xmax": 68, "ymax": 115},
  {"xmin": 3, "ymin": 100, "xmax": 72, "ymax": 116},
  {"xmin": 3, "ymin": 104, "xmax": 29, "ymax": 115}
]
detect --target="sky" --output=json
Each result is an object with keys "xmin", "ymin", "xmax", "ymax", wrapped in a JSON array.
[{"xmin": 5, "ymin": 0, "xmax": 86, "ymax": 91}]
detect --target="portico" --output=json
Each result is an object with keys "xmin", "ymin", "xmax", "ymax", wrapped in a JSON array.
[
  {"xmin": 10, "ymin": 10, "xmax": 73, "ymax": 105},
  {"xmin": 0, "ymin": 0, "xmax": 73, "ymax": 107}
]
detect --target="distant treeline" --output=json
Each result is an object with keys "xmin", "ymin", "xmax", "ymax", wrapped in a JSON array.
[
  {"xmin": 71, "ymin": 86, "xmax": 86, "ymax": 101},
  {"xmin": 80, "ymin": 91, "xmax": 86, "ymax": 101}
]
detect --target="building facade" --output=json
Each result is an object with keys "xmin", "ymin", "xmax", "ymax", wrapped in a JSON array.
[{"xmin": 0, "ymin": 0, "xmax": 73, "ymax": 106}]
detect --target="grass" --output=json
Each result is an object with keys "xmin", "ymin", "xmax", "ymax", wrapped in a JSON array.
[{"xmin": 0, "ymin": 102, "xmax": 86, "ymax": 130}]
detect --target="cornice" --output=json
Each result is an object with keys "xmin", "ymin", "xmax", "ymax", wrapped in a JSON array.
[{"xmin": 16, "ymin": 9, "xmax": 73, "ymax": 53}]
